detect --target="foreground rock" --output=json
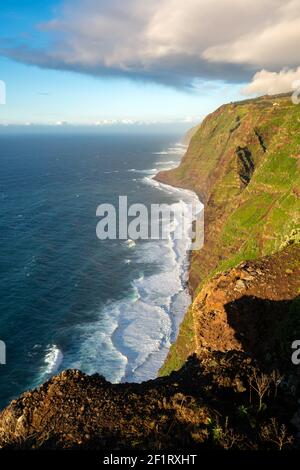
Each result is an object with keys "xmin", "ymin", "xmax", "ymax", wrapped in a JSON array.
[{"xmin": 0, "ymin": 351, "xmax": 298, "ymax": 450}]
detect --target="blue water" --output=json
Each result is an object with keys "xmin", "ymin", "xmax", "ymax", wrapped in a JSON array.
[{"xmin": 0, "ymin": 133, "xmax": 197, "ymax": 409}]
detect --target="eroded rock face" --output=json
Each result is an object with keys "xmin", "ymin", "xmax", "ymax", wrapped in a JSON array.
[
  {"xmin": 192, "ymin": 245, "xmax": 300, "ymax": 369},
  {"xmin": 236, "ymin": 146, "xmax": 255, "ymax": 188}
]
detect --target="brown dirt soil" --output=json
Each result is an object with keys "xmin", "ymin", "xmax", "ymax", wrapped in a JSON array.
[{"xmin": 192, "ymin": 244, "xmax": 300, "ymax": 369}]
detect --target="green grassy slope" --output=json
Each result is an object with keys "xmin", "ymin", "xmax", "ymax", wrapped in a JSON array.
[{"xmin": 158, "ymin": 94, "xmax": 300, "ymax": 375}]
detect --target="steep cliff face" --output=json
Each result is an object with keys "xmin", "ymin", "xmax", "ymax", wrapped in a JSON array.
[
  {"xmin": 156, "ymin": 93, "xmax": 300, "ymax": 375},
  {"xmin": 183, "ymin": 123, "xmax": 202, "ymax": 145},
  {"xmin": 156, "ymin": 93, "xmax": 300, "ymax": 291},
  {"xmin": 192, "ymin": 245, "xmax": 300, "ymax": 367},
  {"xmin": 0, "ymin": 94, "xmax": 299, "ymax": 450}
]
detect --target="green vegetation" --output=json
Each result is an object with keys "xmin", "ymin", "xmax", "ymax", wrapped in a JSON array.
[
  {"xmin": 158, "ymin": 94, "xmax": 300, "ymax": 375},
  {"xmin": 159, "ymin": 306, "xmax": 195, "ymax": 376}
]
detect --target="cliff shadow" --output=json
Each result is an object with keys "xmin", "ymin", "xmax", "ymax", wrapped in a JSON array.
[{"xmin": 224, "ymin": 295, "xmax": 300, "ymax": 371}]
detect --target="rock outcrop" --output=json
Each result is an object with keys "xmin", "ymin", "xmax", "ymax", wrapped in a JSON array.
[{"xmin": 192, "ymin": 244, "xmax": 300, "ymax": 368}]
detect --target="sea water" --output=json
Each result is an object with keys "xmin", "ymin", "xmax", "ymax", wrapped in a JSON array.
[{"xmin": 0, "ymin": 133, "xmax": 201, "ymax": 408}]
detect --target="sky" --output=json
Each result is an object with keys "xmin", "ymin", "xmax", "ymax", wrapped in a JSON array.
[{"xmin": 0, "ymin": 0, "xmax": 300, "ymax": 127}]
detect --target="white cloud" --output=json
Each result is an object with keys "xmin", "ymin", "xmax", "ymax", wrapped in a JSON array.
[
  {"xmin": 93, "ymin": 119, "xmax": 137, "ymax": 126},
  {"xmin": 243, "ymin": 67, "xmax": 300, "ymax": 95},
  {"xmin": 2, "ymin": 0, "xmax": 300, "ymax": 87},
  {"xmin": 204, "ymin": 14, "xmax": 300, "ymax": 69}
]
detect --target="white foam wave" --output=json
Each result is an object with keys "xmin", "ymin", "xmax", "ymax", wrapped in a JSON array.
[
  {"xmin": 153, "ymin": 142, "xmax": 187, "ymax": 156},
  {"xmin": 155, "ymin": 160, "xmax": 175, "ymax": 165},
  {"xmin": 142, "ymin": 176, "xmax": 174, "ymax": 194},
  {"xmin": 114, "ymin": 180, "xmax": 201, "ymax": 382},
  {"xmin": 44, "ymin": 344, "xmax": 63, "ymax": 375},
  {"xmin": 113, "ymin": 300, "xmax": 172, "ymax": 380},
  {"xmin": 127, "ymin": 168, "xmax": 157, "ymax": 175},
  {"xmin": 62, "ymin": 305, "xmax": 128, "ymax": 383}
]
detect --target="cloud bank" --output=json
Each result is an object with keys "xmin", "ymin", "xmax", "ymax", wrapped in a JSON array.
[
  {"xmin": 2, "ymin": 0, "xmax": 300, "ymax": 91},
  {"xmin": 243, "ymin": 67, "xmax": 300, "ymax": 95}
]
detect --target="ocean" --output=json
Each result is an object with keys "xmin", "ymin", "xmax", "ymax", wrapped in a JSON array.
[{"xmin": 0, "ymin": 133, "xmax": 200, "ymax": 409}]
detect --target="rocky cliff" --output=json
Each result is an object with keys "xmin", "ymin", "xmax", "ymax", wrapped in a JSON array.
[
  {"xmin": 157, "ymin": 93, "xmax": 300, "ymax": 375},
  {"xmin": 0, "ymin": 94, "xmax": 299, "ymax": 450}
]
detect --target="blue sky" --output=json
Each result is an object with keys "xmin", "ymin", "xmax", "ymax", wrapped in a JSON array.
[
  {"xmin": 0, "ymin": 56, "xmax": 245, "ymax": 125},
  {"xmin": 0, "ymin": 0, "xmax": 298, "ymax": 127}
]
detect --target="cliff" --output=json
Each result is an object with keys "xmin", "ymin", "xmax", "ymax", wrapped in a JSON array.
[
  {"xmin": 157, "ymin": 93, "xmax": 300, "ymax": 374},
  {"xmin": 182, "ymin": 123, "xmax": 201, "ymax": 145},
  {"xmin": 0, "ymin": 94, "xmax": 299, "ymax": 450}
]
